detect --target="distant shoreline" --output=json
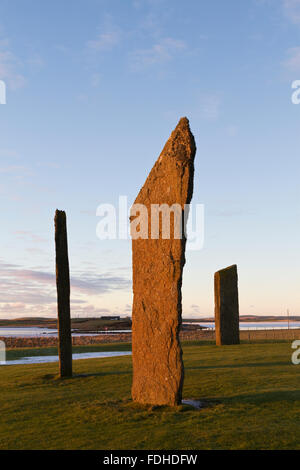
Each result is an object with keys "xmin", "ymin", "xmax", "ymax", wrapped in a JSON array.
[
  {"xmin": 0, "ymin": 315, "xmax": 299, "ymax": 331},
  {"xmin": 184, "ymin": 316, "xmax": 300, "ymax": 323}
]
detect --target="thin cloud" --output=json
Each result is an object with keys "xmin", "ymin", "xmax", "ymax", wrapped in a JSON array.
[
  {"xmin": 190, "ymin": 304, "xmax": 201, "ymax": 313},
  {"xmin": 184, "ymin": 304, "xmax": 207, "ymax": 318},
  {"xmin": 283, "ymin": 0, "xmax": 300, "ymax": 24},
  {"xmin": 164, "ymin": 92, "xmax": 222, "ymax": 125},
  {"xmin": 0, "ymin": 259, "xmax": 131, "ymax": 317},
  {"xmin": 80, "ymin": 210, "xmax": 96, "ymax": 215},
  {"xmin": 0, "ymin": 165, "xmax": 26, "ymax": 174},
  {"xmin": 25, "ymin": 248, "xmax": 47, "ymax": 256},
  {"xmin": 14, "ymin": 230, "xmax": 47, "ymax": 244},
  {"xmin": 130, "ymin": 37, "xmax": 186, "ymax": 70},
  {"xmin": 0, "ymin": 302, "xmax": 110, "ymax": 318},
  {"xmin": 87, "ymin": 31, "xmax": 120, "ymax": 51},
  {"xmin": 0, "ymin": 302, "xmax": 54, "ymax": 317},
  {"xmin": 0, "ymin": 42, "xmax": 25, "ymax": 90},
  {"xmin": 91, "ymin": 73, "xmax": 101, "ymax": 87},
  {"xmin": 0, "ymin": 260, "xmax": 131, "ymax": 296},
  {"xmin": 71, "ymin": 305, "xmax": 113, "ymax": 316},
  {"xmin": 86, "ymin": 19, "xmax": 122, "ymax": 52},
  {"xmin": 211, "ymin": 208, "xmax": 247, "ymax": 217},
  {"xmin": 198, "ymin": 94, "xmax": 221, "ymax": 121},
  {"xmin": 0, "ymin": 149, "xmax": 19, "ymax": 158},
  {"xmin": 71, "ymin": 273, "xmax": 131, "ymax": 294},
  {"xmin": 283, "ymin": 46, "xmax": 300, "ymax": 71},
  {"xmin": 226, "ymin": 125, "xmax": 239, "ymax": 137},
  {"xmin": 133, "ymin": 0, "xmax": 166, "ymax": 7}
]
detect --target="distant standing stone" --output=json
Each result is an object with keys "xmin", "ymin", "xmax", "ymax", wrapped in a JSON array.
[
  {"xmin": 55, "ymin": 209, "xmax": 72, "ymax": 377},
  {"xmin": 214, "ymin": 265, "xmax": 240, "ymax": 346},
  {"xmin": 131, "ymin": 117, "xmax": 196, "ymax": 406}
]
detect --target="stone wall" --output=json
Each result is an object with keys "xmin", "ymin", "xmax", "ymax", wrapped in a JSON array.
[
  {"xmin": 1, "ymin": 333, "xmax": 132, "ymax": 349},
  {"xmin": 2, "ymin": 328, "xmax": 299, "ymax": 349}
]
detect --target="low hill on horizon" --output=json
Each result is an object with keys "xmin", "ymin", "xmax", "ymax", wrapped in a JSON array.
[{"xmin": 0, "ymin": 314, "xmax": 299, "ymax": 329}]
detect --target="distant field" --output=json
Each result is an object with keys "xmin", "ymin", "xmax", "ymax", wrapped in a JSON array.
[
  {"xmin": 0, "ymin": 317, "xmax": 132, "ymax": 331},
  {"xmin": 1, "ymin": 342, "xmax": 299, "ymax": 450}
]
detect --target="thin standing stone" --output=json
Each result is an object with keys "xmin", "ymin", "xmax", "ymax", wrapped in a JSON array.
[
  {"xmin": 214, "ymin": 265, "xmax": 240, "ymax": 346},
  {"xmin": 55, "ymin": 209, "xmax": 72, "ymax": 377}
]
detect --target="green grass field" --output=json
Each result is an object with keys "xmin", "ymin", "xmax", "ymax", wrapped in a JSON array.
[{"xmin": 1, "ymin": 341, "xmax": 299, "ymax": 450}]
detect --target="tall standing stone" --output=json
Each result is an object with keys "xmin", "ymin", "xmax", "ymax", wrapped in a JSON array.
[
  {"xmin": 214, "ymin": 265, "xmax": 240, "ymax": 346},
  {"xmin": 55, "ymin": 209, "xmax": 72, "ymax": 377},
  {"xmin": 131, "ymin": 117, "xmax": 196, "ymax": 406}
]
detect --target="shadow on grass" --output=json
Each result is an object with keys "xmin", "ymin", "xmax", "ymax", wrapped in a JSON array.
[
  {"xmin": 40, "ymin": 370, "xmax": 131, "ymax": 381},
  {"xmin": 186, "ymin": 361, "xmax": 290, "ymax": 370},
  {"xmin": 75, "ymin": 370, "xmax": 131, "ymax": 378},
  {"xmin": 220, "ymin": 390, "xmax": 300, "ymax": 405}
]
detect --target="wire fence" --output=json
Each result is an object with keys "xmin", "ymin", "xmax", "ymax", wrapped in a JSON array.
[
  {"xmin": 180, "ymin": 328, "xmax": 300, "ymax": 342},
  {"xmin": 241, "ymin": 328, "xmax": 300, "ymax": 342}
]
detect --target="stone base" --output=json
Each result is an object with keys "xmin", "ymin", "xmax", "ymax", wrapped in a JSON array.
[{"xmin": 182, "ymin": 399, "xmax": 203, "ymax": 409}]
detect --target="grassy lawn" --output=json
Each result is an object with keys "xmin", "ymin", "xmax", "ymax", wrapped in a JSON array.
[{"xmin": 0, "ymin": 341, "xmax": 299, "ymax": 450}]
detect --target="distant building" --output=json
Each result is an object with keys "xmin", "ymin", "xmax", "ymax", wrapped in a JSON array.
[{"xmin": 100, "ymin": 316, "xmax": 120, "ymax": 321}]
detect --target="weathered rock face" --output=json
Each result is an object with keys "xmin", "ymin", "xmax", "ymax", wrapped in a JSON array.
[
  {"xmin": 214, "ymin": 265, "xmax": 240, "ymax": 346},
  {"xmin": 131, "ymin": 117, "xmax": 196, "ymax": 406}
]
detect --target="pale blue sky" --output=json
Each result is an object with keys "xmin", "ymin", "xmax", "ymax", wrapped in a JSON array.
[{"xmin": 0, "ymin": 0, "xmax": 299, "ymax": 319}]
